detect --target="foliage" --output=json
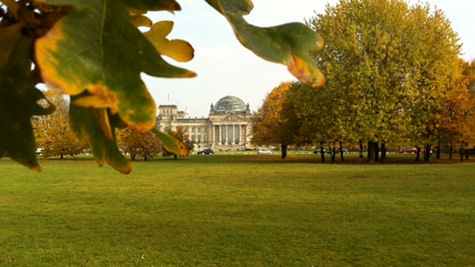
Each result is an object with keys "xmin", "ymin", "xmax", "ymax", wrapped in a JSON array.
[
  {"xmin": 0, "ymin": 23, "xmax": 54, "ymax": 172},
  {"xmin": 437, "ymin": 60, "xmax": 472, "ymax": 146},
  {"xmin": 457, "ymin": 60, "xmax": 475, "ymax": 146},
  {"xmin": 32, "ymin": 90, "xmax": 86, "ymax": 159},
  {"xmin": 164, "ymin": 127, "xmax": 194, "ymax": 156},
  {"xmin": 251, "ymin": 82, "xmax": 301, "ymax": 158},
  {"xmin": 404, "ymin": 4, "xmax": 463, "ymax": 151},
  {"xmin": 299, "ymin": 0, "xmax": 464, "ymax": 161},
  {"xmin": 0, "ymin": 0, "xmax": 324, "ymax": 173},
  {"xmin": 118, "ymin": 127, "xmax": 161, "ymax": 161}
]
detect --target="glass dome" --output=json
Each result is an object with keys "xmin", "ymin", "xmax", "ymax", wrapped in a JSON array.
[{"xmin": 214, "ymin": 96, "xmax": 247, "ymax": 113}]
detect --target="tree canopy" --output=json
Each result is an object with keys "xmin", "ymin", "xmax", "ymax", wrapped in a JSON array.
[
  {"xmin": 33, "ymin": 90, "xmax": 86, "ymax": 159},
  {"xmin": 294, "ymin": 0, "xmax": 467, "ymax": 162},
  {"xmin": 251, "ymin": 82, "xmax": 301, "ymax": 159}
]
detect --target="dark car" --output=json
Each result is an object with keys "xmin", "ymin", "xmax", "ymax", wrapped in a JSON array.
[
  {"xmin": 313, "ymin": 148, "xmax": 327, "ymax": 154},
  {"xmin": 313, "ymin": 148, "xmax": 348, "ymax": 154},
  {"xmin": 197, "ymin": 149, "xmax": 215, "ymax": 155}
]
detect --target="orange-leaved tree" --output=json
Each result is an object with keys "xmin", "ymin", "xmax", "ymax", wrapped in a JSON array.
[
  {"xmin": 118, "ymin": 127, "xmax": 162, "ymax": 161},
  {"xmin": 252, "ymin": 82, "xmax": 302, "ymax": 159}
]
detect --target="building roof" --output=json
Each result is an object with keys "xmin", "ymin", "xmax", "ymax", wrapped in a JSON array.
[{"xmin": 214, "ymin": 96, "xmax": 247, "ymax": 113}]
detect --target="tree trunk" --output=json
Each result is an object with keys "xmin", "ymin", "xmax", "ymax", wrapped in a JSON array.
[
  {"xmin": 374, "ymin": 142, "xmax": 379, "ymax": 162},
  {"xmin": 436, "ymin": 139, "xmax": 441, "ymax": 160},
  {"xmin": 320, "ymin": 142, "xmax": 325, "ymax": 163},
  {"xmin": 174, "ymin": 154, "xmax": 177, "ymax": 160},
  {"xmin": 359, "ymin": 141, "xmax": 364, "ymax": 159},
  {"xmin": 449, "ymin": 140, "xmax": 453, "ymax": 160},
  {"xmin": 415, "ymin": 147, "xmax": 421, "ymax": 162},
  {"xmin": 424, "ymin": 144, "xmax": 432, "ymax": 162},
  {"xmin": 465, "ymin": 143, "xmax": 469, "ymax": 160},
  {"xmin": 339, "ymin": 141, "xmax": 344, "ymax": 162},
  {"xmin": 131, "ymin": 154, "xmax": 136, "ymax": 161},
  {"xmin": 60, "ymin": 153, "xmax": 63, "ymax": 160},
  {"xmin": 460, "ymin": 142, "xmax": 464, "ymax": 162},
  {"xmin": 380, "ymin": 143, "xmax": 386, "ymax": 163},
  {"xmin": 367, "ymin": 141, "xmax": 376, "ymax": 163},
  {"xmin": 144, "ymin": 154, "xmax": 148, "ymax": 161},
  {"xmin": 281, "ymin": 143, "xmax": 288, "ymax": 159},
  {"xmin": 330, "ymin": 143, "xmax": 336, "ymax": 163}
]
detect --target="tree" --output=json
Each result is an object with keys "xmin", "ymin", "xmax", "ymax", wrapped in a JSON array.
[
  {"xmin": 0, "ymin": 0, "xmax": 325, "ymax": 173},
  {"xmin": 436, "ymin": 59, "xmax": 473, "ymax": 160},
  {"xmin": 301, "ymin": 0, "xmax": 462, "ymax": 163},
  {"xmin": 403, "ymin": 4, "xmax": 462, "ymax": 162},
  {"xmin": 33, "ymin": 90, "xmax": 86, "ymax": 159},
  {"xmin": 456, "ymin": 60, "xmax": 475, "ymax": 160},
  {"xmin": 118, "ymin": 127, "xmax": 161, "ymax": 161},
  {"xmin": 252, "ymin": 82, "xmax": 302, "ymax": 159}
]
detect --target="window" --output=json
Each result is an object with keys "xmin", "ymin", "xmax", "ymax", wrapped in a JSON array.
[
  {"xmin": 221, "ymin": 125, "xmax": 226, "ymax": 144},
  {"xmin": 228, "ymin": 126, "xmax": 233, "ymax": 143},
  {"xmin": 235, "ymin": 125, "xmax": 240, "ymax": 144}
]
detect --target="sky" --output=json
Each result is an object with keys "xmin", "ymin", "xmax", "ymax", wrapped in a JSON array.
[{"xmin": 144, "ymin": 0, "xmax": 475, "ymax": 118}]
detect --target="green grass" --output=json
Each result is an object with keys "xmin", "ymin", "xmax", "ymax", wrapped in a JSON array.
[{"xmin": 0, "ymin": 155, "xmax": 474, "ymax": 266}]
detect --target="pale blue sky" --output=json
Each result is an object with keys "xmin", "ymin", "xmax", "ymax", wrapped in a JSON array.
[{"xmin": 145, "ymin": 0, "xmax": 475, "ymax": 117}]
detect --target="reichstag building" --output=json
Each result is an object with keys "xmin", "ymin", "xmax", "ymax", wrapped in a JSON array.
[{"xmin": 156, "ymin": 96, "xmax": 253, "ymax": 151}]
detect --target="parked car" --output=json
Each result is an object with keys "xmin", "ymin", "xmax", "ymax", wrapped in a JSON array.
[
  {"xmin": 197, "ymin": 149, "xmax": 214, "ymax": 155},
  {"xmin": 400, "ymin": 148, "xmax": 432, "ymax": 155},
  {"xmin": 313, "ymin": 148, "xmax": 348, "ymax": 154},
  {"xmin": 257, "ymin": 149, "xmax": 272, "ymax": 155},
  {"xmin": 400, "ymin": 148, "xmax": 418, "ymax": 154},
  {"xmin": 334, "ymin": 148, "xmax": 349, "ymax": 154},
  {"xmin": 313, "ymin": 148, "xmax": 326, "ymax": 154}
]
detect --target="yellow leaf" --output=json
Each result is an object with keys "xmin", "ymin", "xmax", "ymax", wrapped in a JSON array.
[
  {"xmin": 130, "ymin": 14, "xmax": 153, "ymax": 28},
  {"xmin": 145, "ymin": 21, "xmax": 194, "ymax": 62}
]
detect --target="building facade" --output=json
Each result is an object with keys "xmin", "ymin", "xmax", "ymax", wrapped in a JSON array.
[{"xmin": 156, "ymin": 96, "xmax": 253, "ymax": 151}]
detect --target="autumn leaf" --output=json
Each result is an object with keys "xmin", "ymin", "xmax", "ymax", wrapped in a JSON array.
[
  {"xmin": 144, "ymin": 21, "xmax": 194, "ymax": 62},
  {"xmin": 35, "ymin": 0, "xmax": 196, "ymax": 132},
  {"xmin": 69, "ymin": 96, "xmax": 132, "ymax": 174},
  {"xmin": 151, "ymin": 128, "xmax": 189, "ymax": 157},
  {"xmin": 124, "ymin": 0, "xmax": 182, "ymax": 13},
  {"xmin": 130, "ymin": 14, "xmax": 153, "ymax": 28},
  {"xmin": 0, "ymin": 23, "xmax": 54, "ymax": 171},
  {"xmin": 205, "ymin": 0, "xmax": 325, "ymax": 88}
]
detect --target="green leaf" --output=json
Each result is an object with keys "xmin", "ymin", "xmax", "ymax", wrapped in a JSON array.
[
  {"xmin": 0, "ymin": 23, "xmax": 54, "ymax": 171},
  {"xmin": 151, "ymin": 128, "xmax": 189, "ymax": 157},
  {"xmin": 35, "ymin": 0, "xmax": 196, "ymax": 132},
  {"xmin": 205, "ymin": 0, "xmax": 325, "ymax": 87},
  {"xmin": 69, "ymin": 96, "xmax": 132, "ymax": 174},
  {"xmin": 123, "ymin": 0, "xmax": 181, "ymax": 12}
]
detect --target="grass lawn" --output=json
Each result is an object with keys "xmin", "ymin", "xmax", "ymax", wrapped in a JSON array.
[{"xmin": 0, "ymin": 155, "xmax": 474, "ymax": 265}]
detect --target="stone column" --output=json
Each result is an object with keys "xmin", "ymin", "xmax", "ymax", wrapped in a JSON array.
[
  {"xmin": 236, "ymin": 125, "xmax": 240, "ymax": 145},
  {"xmin": 210, "ymin": 124, "xmax": 214, "ymax": 146},
  {"xmin": 244, "ymin": 124, "xmax": 248, "ymax": 147},
  {"xmin": 240, "ymin": 124, "xmax": 244, "ymax": 145},
  {"xmin": 218, "ymin": 125, "xmax": 222, "ymax": 145}
]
